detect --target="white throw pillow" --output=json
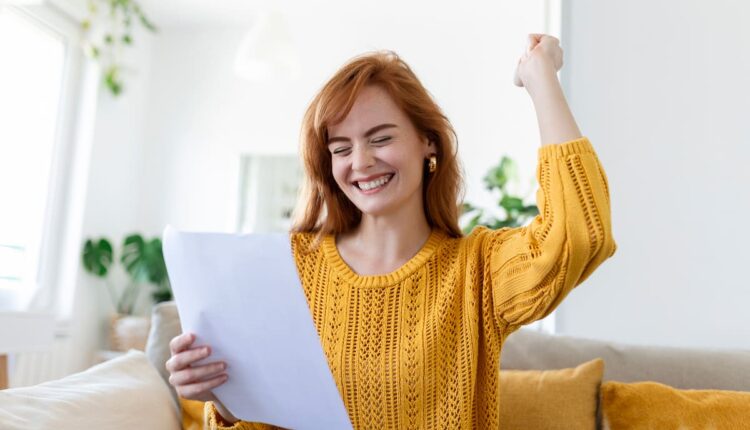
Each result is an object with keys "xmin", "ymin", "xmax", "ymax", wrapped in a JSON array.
[{"xmin": 0, "ymin": 350, "xmax": 180, "ymax": 430}]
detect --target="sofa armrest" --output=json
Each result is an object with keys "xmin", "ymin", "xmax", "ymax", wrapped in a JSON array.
[{"xmin": 145, "ymin": 301, "xmax": 183, "ymax": 408}]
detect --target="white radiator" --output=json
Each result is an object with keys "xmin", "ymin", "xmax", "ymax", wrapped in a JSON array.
[{"xmin": 10, "ymin": 332, "xmax": 75, "ymax": 388}]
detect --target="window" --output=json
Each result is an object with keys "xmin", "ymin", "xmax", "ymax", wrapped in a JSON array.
[
  {"xmin": 0, "ymin": 5, "xmax": 82, "ymax": 312},
  {"xmin": 237, "ymin": 155, "xmax": 302, "ymax": 233}
]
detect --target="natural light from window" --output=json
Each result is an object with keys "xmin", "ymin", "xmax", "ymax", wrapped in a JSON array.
[{"xmin": 0, "ymin": 8, "xmax": 65, "ymax": 299}]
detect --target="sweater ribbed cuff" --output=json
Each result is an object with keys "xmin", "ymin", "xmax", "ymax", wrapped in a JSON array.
[
  {"xmin": 538, "ymin": 136, "xmax": 593, "ymax": 159},
  {"xmin": 205, "ymin": 401, "xmax": 243, "ymax": 429}
]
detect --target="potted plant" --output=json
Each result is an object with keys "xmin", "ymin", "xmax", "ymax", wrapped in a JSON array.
[
  {"xmin": 82, "ymin": 233, "xmax": 172, "ymax": 351},
  {"xmin": 461, "ymin": 155, "xmax": 539, "ymax": 233}
]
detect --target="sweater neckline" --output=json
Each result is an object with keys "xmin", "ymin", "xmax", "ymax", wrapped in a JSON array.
[{"xmin": 322, "ymin": 229, "xmax": 446, "ymax": 288}]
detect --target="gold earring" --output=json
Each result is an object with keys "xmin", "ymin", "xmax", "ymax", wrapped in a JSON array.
[{"xmin": 428, "ymin": 155, "xmax": 437, "ymax": 173}]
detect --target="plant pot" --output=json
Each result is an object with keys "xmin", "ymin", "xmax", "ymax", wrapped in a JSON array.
[{"xmin": 110, "ymin": 314, "xmax": 151, "ymax": 351}]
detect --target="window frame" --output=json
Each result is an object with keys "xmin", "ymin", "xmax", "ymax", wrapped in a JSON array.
[{"xmin": 1, "ymin": 3, "xmax": 90, "ymax": 318}]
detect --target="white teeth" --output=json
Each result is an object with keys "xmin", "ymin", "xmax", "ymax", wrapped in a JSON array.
[{"xmin": 358, "ymin": 174, "xmax": 392, "ymax": 191}]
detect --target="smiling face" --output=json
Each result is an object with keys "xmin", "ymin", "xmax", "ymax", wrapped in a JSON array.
[{"xmin": 327, "ymin": 85, "xmax": 435, "ymax": 220}]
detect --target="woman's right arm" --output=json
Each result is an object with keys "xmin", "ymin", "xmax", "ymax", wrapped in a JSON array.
[{"xmin": 166, "ymin": 332, "xmax": 238, "ymax": 424}]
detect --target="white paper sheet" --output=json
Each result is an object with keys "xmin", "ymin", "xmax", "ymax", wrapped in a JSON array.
[{"xmin": 162, "ymin": 226, "xmax": 353, "ymax": 430}]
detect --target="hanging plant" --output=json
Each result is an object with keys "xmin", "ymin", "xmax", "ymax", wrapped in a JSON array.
[{"xmin": 81, "ymin": 0, "xmax": 157, "ymax": 96}]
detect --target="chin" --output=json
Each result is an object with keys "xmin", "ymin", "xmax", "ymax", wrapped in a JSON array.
[{"xmin": 353, "ymin": 201, "xmax": 397, "ymax": 218}]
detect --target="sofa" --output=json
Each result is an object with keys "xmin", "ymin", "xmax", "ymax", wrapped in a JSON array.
[{"xmin": 2, "ymin": 301, "xmax": 749, "ymax": 429}]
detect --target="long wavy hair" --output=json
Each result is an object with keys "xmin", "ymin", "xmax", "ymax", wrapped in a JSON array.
[{"xmin": 290, "ymin": 51, "xmax": 464, "ymax": 243}]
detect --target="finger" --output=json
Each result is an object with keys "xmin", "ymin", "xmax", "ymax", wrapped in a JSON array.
[
  {"xmin": 166, "ymin": 345, "xmax": 211, "ymax": 372},
  {"xmin": 169, "ymin": 332, "xmax": 195, "ymax": 355},
  {"xmin": 527, "ymin": 34, "xmax": 544, "ymax": 52},
  {"xmin": 177, "ymin": 374, "xmax": 229, "ymax": 399},
  {"xmin": 169, "ymin": 361, "xmax": 227, "ymax": 387},
  {"xmin": 528, "ymin": 33, "xmax": 551, "ymax": 50},
  {"xmin": 535, "ymin": 33, "xmax": 558, "ymax": 43}
]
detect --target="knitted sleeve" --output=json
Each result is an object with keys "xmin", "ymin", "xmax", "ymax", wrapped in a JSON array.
[{"xmin": 486, "ymin": 136, "xmax": 617, "ymax": 332}]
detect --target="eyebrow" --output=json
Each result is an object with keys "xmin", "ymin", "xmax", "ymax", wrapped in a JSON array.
[{"xmin": 327, "ymin": 123, "xmax": 398, "ymax": 144}]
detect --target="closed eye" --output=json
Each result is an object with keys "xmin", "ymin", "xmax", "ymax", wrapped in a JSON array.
[
  {"xmin": 330, "ymin": 136, "xmax": 390, "ymax": 155},
  {"xmin": 371, "ymin": 136, "xmax": 391, "ymax": 144}
]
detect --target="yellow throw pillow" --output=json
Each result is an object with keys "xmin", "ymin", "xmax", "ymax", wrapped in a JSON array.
[
  {"xmin": 499, "ymin": 358, "xmax": 604, "ymax": 430},
  {"xmin": 601, "ymin": 381, "xmax": 750, "ymax": 430}
]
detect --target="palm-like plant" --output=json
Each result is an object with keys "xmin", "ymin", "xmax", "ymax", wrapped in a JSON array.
[
  {"xmin": 82, "ymin": 233, "xmax": 172, "ymax": 315},
  {"xmin": 120, "ymin": 234, "xmax": 171, "ymax": 303}
]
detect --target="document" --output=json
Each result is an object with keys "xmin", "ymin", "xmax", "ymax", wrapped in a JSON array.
[{"xmin": 162, "ymin": 226, "xmax": 353, "ymax": 430}]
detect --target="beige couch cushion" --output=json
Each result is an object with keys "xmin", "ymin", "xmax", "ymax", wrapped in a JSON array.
[
  {"xmin": 0, "ymin": 350, "xmax": 180, "ymax": 430},
  {"xmin": 501, "ymin": 329, "xmax": 750, "ymax": 391},
  {"xmin": 145, "ymin": 300, "xmax": 183, "ymax": 407}
]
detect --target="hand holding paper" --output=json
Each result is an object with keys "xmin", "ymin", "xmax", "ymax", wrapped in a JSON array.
[{"xmin": 162, "ymin": 226, "xmax": 353, "ymax": 429}]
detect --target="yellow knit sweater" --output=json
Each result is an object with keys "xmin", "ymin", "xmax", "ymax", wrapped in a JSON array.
[{"xmin": 182, "ymin": 136, "xmax": 617, "ymax": 429}]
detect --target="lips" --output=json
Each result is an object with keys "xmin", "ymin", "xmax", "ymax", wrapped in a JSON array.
[
  {"xmin": 353, "ymin": 173, "xmax": 395, "ymax": 191},
  {"xmin": 351, "ymin": 173, "xmax": 395, "ymax": 184}
]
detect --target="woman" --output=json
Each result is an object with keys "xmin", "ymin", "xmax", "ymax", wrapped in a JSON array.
[{"xmin": 167, "ymin": 34, "xmax": 617, "ymax": 429}]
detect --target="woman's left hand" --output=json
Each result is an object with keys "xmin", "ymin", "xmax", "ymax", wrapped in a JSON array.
[{"xmin": 513, "ymin": 34, "xmax": 563, "ymax": 90}]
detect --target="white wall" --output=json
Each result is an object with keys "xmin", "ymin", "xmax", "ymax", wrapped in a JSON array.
[
  {"xmin": 138, "ymin": 2, "xmax": 553, "ymax": 235},
  {"xmin": 66, "ymin": 1, "xmax": 555, "ymax": 365},
  {"xmin": 65, "ymin": 0, "xmax": 750, "ymax": 371},
  {"xmin": 67, "ymin": 25, "xmax": 157, "ymax": 370},
  {"xmin": 555, "ymin": 0, "xmax": 750, "ymax": 349}
]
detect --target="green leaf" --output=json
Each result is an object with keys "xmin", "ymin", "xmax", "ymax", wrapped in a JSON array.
[
  {"xmin": 122, "ymin": 34, "xmax": 132, "ymax": 44},
  {"xmin": 465, "ymin": 154, "xmax": 538, "ymax": 233},
  {"xmin": 138, "ymin": 13, "xmax": 157, "ymax": 32},
  {"xmin": 520, "ymin": 205, "xmax": 539, "ymax": 217},
  {"xmin": 104, "ymin": 33, "xmax": 113, "ymax": 44},
  {"xmin": 483, "ymin": 156, "xmax": 520, "ymax": 191},
  {"xmin": 145, "ymin": 238, "xmax": 168, "ymax": 285},
  {"xmin": 120, "ymin": 234, "xmax": 170, "ymax": 286},
  {"xmin": 151, "ymin": 282, "xmax": 173, "ymax": 303},
  {"xmin": 491, "ymin": 219, "xmax": 518, "ymax": 229},
  {"xmin": 104, "ymin": 67, "xmax": 123, "ymax": 95},
  {"xmin": 82, "ymin": 238, "xmax": 113, "ymax": 277},
  {"xmin": 120, "ymin": 234, "xmax": 147, "ymax": 282},
  {"xmin": 499, "ymin": 157, "xmax": 519, "ymax": 183},
  {"xmin": 483, "ymin": 163, "xmax": 507, "ymax": 190},
  {"xmin": 499, "ymin": 195, "xmax": 524, "ymax": 211}
]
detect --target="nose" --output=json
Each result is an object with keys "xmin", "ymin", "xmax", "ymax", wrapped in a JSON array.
[{"xmin": 351, "ymin": 145, "xmax": 375, "ymax": 171}]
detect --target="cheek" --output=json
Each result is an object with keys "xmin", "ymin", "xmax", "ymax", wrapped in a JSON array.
[
  {"xmin": 391, "ymin": 150, "xmax": 424, "ymax": 181},
  {"xmin": 330, "ymin": 160, "xmax": 348, "ymax": 190}
]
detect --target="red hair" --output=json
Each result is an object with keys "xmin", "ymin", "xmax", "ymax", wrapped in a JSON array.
[{"xmin": 291, "ymin": 51, "xmax": 464, "ymax": 242}]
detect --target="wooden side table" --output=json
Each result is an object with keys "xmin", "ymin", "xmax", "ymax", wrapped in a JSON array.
[{"xmin": 0, "ymin": 354, "xmax": 8, "ymax": 389}]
